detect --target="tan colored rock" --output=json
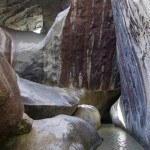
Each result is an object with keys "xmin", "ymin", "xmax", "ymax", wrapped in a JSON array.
[
  {"xmin": 74, "ymin": 105, "xmax": 101, "ymax": 130},
  {"xmin": 1, "ymin": 115, "xmax": 102, "ymax": 150}
]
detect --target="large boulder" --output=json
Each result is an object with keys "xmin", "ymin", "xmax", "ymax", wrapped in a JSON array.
[
  {"xmin": 74, "ymin": 105, "xmax": 101, "ymax": 130},
  {"xmin": 11, "ymin": 0, "xmax": 120, "ymax": 119},
  {"xmin": 12, "ymin": 0, "xmax": 119, "ymax": 90},
  {"xmin": 0, "ymin": 52, "xmax": 23, "ymax": 142},
  {"xmin": 1, "ymin": 115, "xmax": 103, "ymax": 150},
  {"xmin": 18, "ymin": 77, "xmax": 83, "ymax": 119},
  {"xmin": 111, "ymin": 0, "xmax": 150, "ymax": 149}
]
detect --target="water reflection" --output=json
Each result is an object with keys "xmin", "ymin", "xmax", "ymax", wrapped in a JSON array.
[{"xmin": 97, "ymin": 125, "xmax": 144, "ymax": 150}]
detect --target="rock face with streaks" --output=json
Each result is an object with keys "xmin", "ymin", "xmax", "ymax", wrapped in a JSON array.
[
  {"xmin": 1, "ymin": 115, "xmax": 102, "ymax": 150},
  {"xmin": 111, "ymin": 0, "xmax": 150, "ymax": 149},
  {"xmin": 10, "ymin": 0, "xmax": 120, "ymax": 119},
  {"xmin": 0, "ymin": 52, "xmax": 24, "ymax": 142},
  {"xmin": 18, "ymin": 77, "xmax": 83, "ymax": 119},
  {"xmin": 12, "ymin": 0, "xmax": 119, "ymax": 90},
  {"xmin": 60, "ymin": 0, "xmax": 118, "ymax": 90},
  {"xmin": 0, "ymin": 0, "xmax": 70, "ymax": 32}
]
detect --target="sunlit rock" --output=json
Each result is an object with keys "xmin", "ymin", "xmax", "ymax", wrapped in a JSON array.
[
  {"xmin": 74, "ymin": 104, "xmax": 101, "ymax": 130},
  {"xmin": 1, "ymin": 115, "xmax": 103, "ymax": 150}
]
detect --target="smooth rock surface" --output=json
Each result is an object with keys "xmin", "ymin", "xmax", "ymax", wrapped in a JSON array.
[
  {"xmin": 0, "ymin": 52, "xmax": 23, "ymax": 142},
  {"xmin": 1, "ymin": 115, "xmax": 102, "ymax": 150},
  {"xmin": 18, "ymin": 77, "xmax": 83, "ymax": 119},
  {"xmin": 111, "ymin": 0, "xmax": 150, "ymax": 149},
  {"xmin": 74, "ymin": 105, "xmax": 101, "ymax": 130}
]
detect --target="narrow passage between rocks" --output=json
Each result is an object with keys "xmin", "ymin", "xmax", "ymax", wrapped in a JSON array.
[{"xmin": 97, "ymin": 125, "xmax": 144, "ymax": 150}]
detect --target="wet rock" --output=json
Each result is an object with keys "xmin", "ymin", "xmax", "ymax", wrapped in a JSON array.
[
  {"xmin": 0, "ymin": 52, "xmax": 23, "ymax": 142},
  {"xmin": 1, "ymin": 115, "xmax": 103, "ymax": 150},
  {"xmin": 11, "ymin": 113, "xmax": 33, "ymax": 136},
  {"xmin": 111, "ymin": 0, "xmax": 150, "ymax": 149},
  {"xmin": 18, "ymin": 77, "xmax": 82, "ymax": 119},
  {"xmin": 74, "ymin": 105, "xmax": 101, "ymax": 130}
]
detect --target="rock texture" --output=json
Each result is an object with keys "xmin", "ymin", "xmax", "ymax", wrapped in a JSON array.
[
  {"xmin": 12, "ymin": 8, "xmax": 69, "ymax": 84},
  {"xmin": 60, "ymin": 0, "xmax": 118, "ymax": 90},
  {"xmin": 0, "ymin": 0, "xmax": 70, "ymax": 32},
  {"xmin": 74, "ymin": 105, "xmax": 101, "ymax": 130},
  {"xmin": 1, "ymin": 115, "xmax": 102, "ymax": 150},
  {"xmin": 0, "ymin": 52, "xmax": 23, "ymax": 142},
  {"xmin": 0, "ymin": 27, "xmax": 12, "ymax": 64},
  {"xmin": 11, "ymin": 0, "xmax": 119, "ymax": 90},
  {"xmin": 111, "ymin": 0, "xmax": 150, "ymax": 149},
  {"xmin": 18, "ymin": 77, "xmax": 83, "ymax": 119},
  {"xmin": 79, "ymin": 88, "xmax": 120, "ymax": 116}
]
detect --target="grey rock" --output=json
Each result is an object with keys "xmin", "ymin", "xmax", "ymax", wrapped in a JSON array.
[
  {"xmin": 74, "ymin": 105, "xmax": 101, "ymax": 130},
  {"xmin": 111, "ymin": 0, "xmax": 150, "ymax": 149},
  {"xmin": 18, "ymin": 77, "xmax": 82, "ymax": 119},
  {"xmin": 1, "ymin": 115, "xmax": 102, "ymax": 150},
  {"xmin": 12, "ymin": 8, "xmax": 69, "ymax": 84}
]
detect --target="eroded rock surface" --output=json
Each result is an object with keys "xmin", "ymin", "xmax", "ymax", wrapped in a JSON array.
[
  {"xmin": 0, "ymin": 52, "xmax": 23, "ymax": 142},
  {"xmin": 1, "ymin": 115, "xmax": 102, "ymax": 150},
  {"xmin": 0, "ymin": 0, "xmax": 70, "ymax": 32},
  {"xmin": 18, "ymin": 77, "xmax": 83, "ymax": 119},
  {"xmin": 74, "ymin": 105, "xmax": 101, "ymax": 130},
  {"xmin": 111, "ymin": 0, "xmax": 150, "ymax": 149}
]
